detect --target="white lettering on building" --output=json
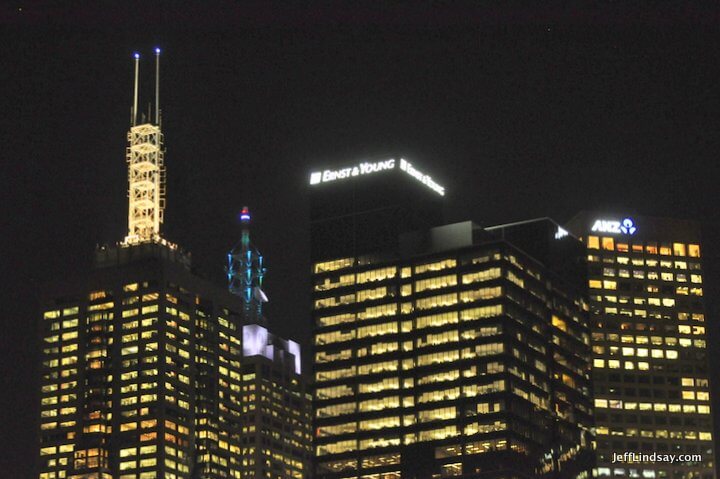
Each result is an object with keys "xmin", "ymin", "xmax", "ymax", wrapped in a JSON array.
[
  {"xmin": 591, "ymin": 218, "xmax": 637, "ymax": 235},
  {"xmin": 309, "ymin": 158, "xmax": 445, "ymax": 196},
  {"xmin": 399, "ymin": 159, "xmax": 445, "ymax": 196}
]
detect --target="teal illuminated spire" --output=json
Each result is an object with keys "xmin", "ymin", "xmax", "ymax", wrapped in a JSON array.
[{"xmin": 227, "ymin": 207, "xmax": 267, "ymax": 321}]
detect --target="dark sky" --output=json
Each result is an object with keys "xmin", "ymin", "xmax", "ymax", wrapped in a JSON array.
[{"xmin": 2, "ymin": 3, "xmax": 720, "ymax": 477}]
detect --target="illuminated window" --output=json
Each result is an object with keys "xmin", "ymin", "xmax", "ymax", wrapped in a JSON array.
[
  {"xmin": 601, "ymin": 237, "xmax": 614, "ymax": 251},
  {"xmin": 417, "ymin": 330, "xmax": 458, "ymax": 348},
  {"xmin": 315, "ymin": 330, "xmax": 355, "ymax": 346},
  {"xmin": 462, "ymin": 268, "xmax": 501, "ymax": 285},
  {"xmin": 603, "ymin": 280, "xmax": 617, "ymax": 290},
  {"xmin": 358, "ymin": 360, "xmax": 398, "ymax": 375},
  {"xmin": 459, "ymin": 287, "xmax": 501, "ymax": 303},
  {"xmin": 552, "ymin": 316, "xmax": 567, "ymax": 332},
  {"xmin": 359, "ymin": 396, "xmax": 399, "ymax": 412},
  {"xmin": 419, "ymin": 425, "xmax": 458, "ymax": 441},
  {"xmin": 358, "ymin": 322, "xmax": 398, "ymax": 339},
  {"xmin": 415, "ymin": 259, "xmax": 456, "ymax": 275},
  {"xmin": 418, "ymin": 370, "xmax": 459, "ymax": 385},
  {"xmin": 359, "ymin": 416, "xmax": 401, "ymax": 431},
  {"xmin": 316, "ymin": 385, "xmax": 354, "ymax": 400},
  {"xmin": 416, "ymin": 312, "xmax": 457, "ymax": 329},
  {"xmin": 359, "ymin": 377, "xmax": 399, "ymax": 394},
  {"xmin": 417, "ymin": 293, "xmax": 458, "ymax": 309},
  {"xmin": 317, "ymin": 439, "xmax": 357, "ymax": 456},
  {"xmin": 358, "ymin": 303, "xmax": 397, "ymax": 320},
  {"xmin": 316, "ymin": 402, "xmax": 356, "ymax": 418},
  {"xmin": 688, "ymin": 244, "xmax": 701, "ymax": 257},
  {"xmin": 587, "ymin": 236, "xmax": 600, "ymax": 249},
  {"xmin": 418, "ymin": 387, "xmax": 460, "ymax": 404},
  {"xmin": 317, "ymin": 313, "xmax": 355, "ymax": 327},
  {"xmin": 316, "ymin": 367, "xmax": 356, "ymax": 382},
  {"xmin": 417, "ymin": 350, "xmax": 459, "ymax": 366},
  {"xmin": 315, "ymin": 293, "xmax": 355, "ymax": 309},
  {"xmin": 357, "ymin": 266, "xmax": 397, "ymax": 284},
  {"xmin": 460, "ymin": 305, "xmax": 502, "ymax": 322},
  {"xmin": 314, "ymin": 258, "xmax": 355, "ymax": 274},
  {"xmin": 359, "ymin": 436, "xmax": 401, "ymax": 450},
  {"xmin": 416, "ymin": 274, "xmax": 457, "ymax": 292},
  {"xmin": 317, "ymin": 422, "xmax": 357, "ymax": 437}
]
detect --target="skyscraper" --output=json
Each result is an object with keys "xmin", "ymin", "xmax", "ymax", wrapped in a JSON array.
[
  {"xmin": 566, "ymin": 212, "xmax": 715, "ymax": 478},
  {"xmin": 38, "ymin": 242, "xmax": 247, "ymax": 479},
  {"xmin": 309, "ymin": 161, "xmax": 594, "ymax": 478},
  {"xmin": 239, "ymin": 324, "xmax": 313, "ymax": 479},
  {"xmin": 37, "ymin": 52, "xmax": 311, "ymax": 479},
  {"xmin": 228, "ymin": 208, "xmax": 313, "ymax": 478},
  {"xmin": 38, "ymin": 49, "xmax": 246, "ymax": 479}
]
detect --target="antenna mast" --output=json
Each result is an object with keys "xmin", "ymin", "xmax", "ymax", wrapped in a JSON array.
[
  {"xmin": 154, "ymin": 47, "xmax": 160, "ymax": 125},
  {"xmin": 132, "ymin": 53, "xmax": 139, "ymax": 126}
]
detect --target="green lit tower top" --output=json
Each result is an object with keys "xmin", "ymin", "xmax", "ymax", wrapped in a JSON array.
[{"xmin": 227, "ymin": 206, "xmax": 268, "ymax": 321}]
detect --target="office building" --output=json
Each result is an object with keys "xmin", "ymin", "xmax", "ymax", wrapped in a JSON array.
[
  {"xmin": 37, "ymin": 52, "xmax": 311, "ymax": 479},
  {"xmin": 566, "ymin": 212, "xmax": 715, "ymax": 478},
  {"xmin": 309, "ymin": 161, "xmax": 594, "ymax": 478},
  {"xmin": 39, "ymin": 242, "xmax": 247, "ymax": 479},
  {"xmin": 229, "ymin": 207, "xmax": 313, "ymax": 478},
  {"xmin": 239, "ymin": 324, "xmax": 313, "ymax": 479}
]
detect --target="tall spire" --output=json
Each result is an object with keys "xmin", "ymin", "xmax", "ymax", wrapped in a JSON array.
[
  {"xmin": 227, "ymin": 207, "xmax": 268, "ymax": 321},
  {"xmin": 123, "ymin": 49, "xmax": 166, "ymax": 245}
]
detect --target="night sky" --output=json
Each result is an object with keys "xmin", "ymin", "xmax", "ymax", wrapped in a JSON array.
[{"xmin": 3, "ymin": 3, "xmax": 720, "ymax": 476}]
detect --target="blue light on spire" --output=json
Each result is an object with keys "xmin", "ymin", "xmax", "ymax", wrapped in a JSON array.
[{"xmin": 240, "ymin": 206, "xmax": 251, "ymax": 223}]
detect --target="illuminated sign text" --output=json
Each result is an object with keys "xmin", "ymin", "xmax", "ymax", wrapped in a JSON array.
[
  {"xmin": 591, "ymin": 217, "xmax": 637, "ymax": 235},
  {"xmin": 309, "ymin": 158, "xmax": 445, "ymax": 196}
]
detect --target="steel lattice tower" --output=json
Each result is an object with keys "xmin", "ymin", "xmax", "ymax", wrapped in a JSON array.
[
  {"xmin": 227, "ymin": 207, "xmax": 268, "ymax": 321},
  {"xmin": 124, "ymin": 49, "xmax": 166, "ymax": 245}
]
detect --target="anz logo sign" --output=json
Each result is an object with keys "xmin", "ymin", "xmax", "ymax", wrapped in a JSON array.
[{"xmin": 591, "ymin": 217, "xmax": 637, "ymax": 235}]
